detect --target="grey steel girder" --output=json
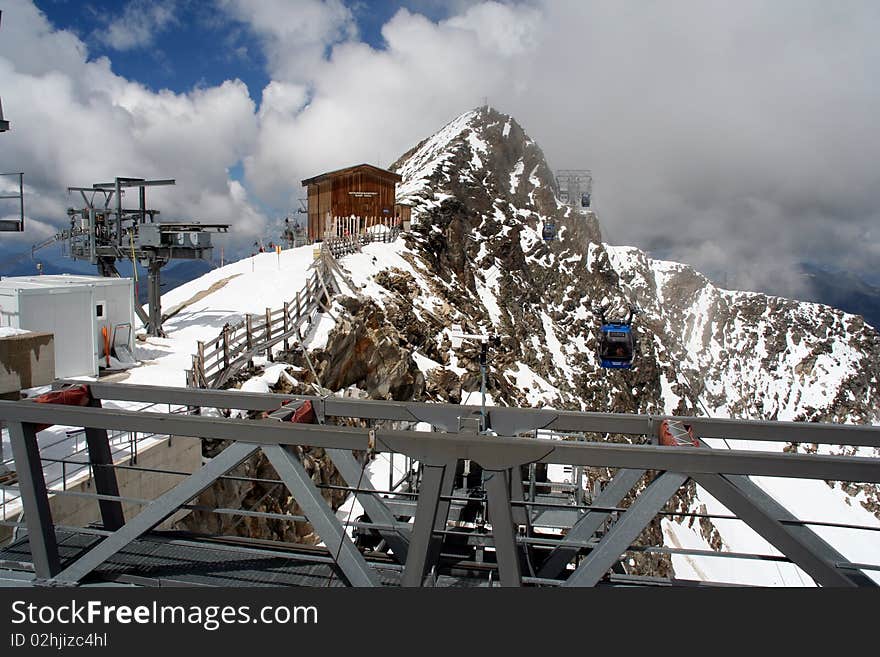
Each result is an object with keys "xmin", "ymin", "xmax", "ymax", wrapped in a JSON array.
[
  {"xmin": 720, "ymin": 474, "xmax": 875, "ymax": 586},
  {"xmin": 692, "ymin": 473, "xmax": 867, "ymax": 587},
  {"xmin": 325, "ymin": 448, "xmax": 410, "ymax": 562},
  {"xmin": 7, "ymin": 422, "xmax": 61, "ymax": 579},
  {"xmin": 1, "ymin": 400, "xmax": 879, "ymax": 483},
  {"xmin": 75, "ymin": 381, "xmax": 880, "ymax": 448},
  {"xmin": 262, "ymin": 444, "xmax": 380, "ymax": 587},
  {"xmin": 84, "ymin": 399, "xmax": 125, "ymax": 531},
  {"xmin": 485, "ymin": 470, "xmax": 522, "ymax": 586},
  {"xmin": 538, "ymin": 468, "xmax": 646, "ymax": 579},
  {"xmin": 402, "ymin": 462, "xmax": 452, "ymax": 587},
  {"xmin": 563, "ymin": 472, "xmax": 689, "ymax": 587}
]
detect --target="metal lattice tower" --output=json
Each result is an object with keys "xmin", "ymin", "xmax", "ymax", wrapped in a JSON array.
[
  {"xmin": 555, "ymin": 169, "xmax": 593, "ymax": 212},
  {"xmin": 60, "ymin": 177, "xmax": 229, "ymax": 336},
  {"xmin": 0, "ymin": 12, "xmax": 25, "ymax": 234}
]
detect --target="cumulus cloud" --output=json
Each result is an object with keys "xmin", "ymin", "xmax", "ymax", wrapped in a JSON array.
[
  {"xmin": 235, "ymin": 0, "xmax": 880, "ymax": 296},
  {"xmin": 3, "ymin": 0, "xmax": 879, "ymax": 299},
  {"xmin": 98, "ymin": 0, "xmax": 179, "ymax": 51},
  {"xmin": 242, "ymin": 1, "xmax": 543, "ymax": 206},
  {"xmin": 218, "ymin": 0, "xmax": 357, "ymax": 82},
  {"xmin": 0, "ymin": 0, "xmax": 266, "ymax": 253}
]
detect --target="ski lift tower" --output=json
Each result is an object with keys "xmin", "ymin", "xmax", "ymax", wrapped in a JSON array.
[
  {"xmin": 555, "ymin": 169, "xmax": 593, "ymax": 212},
  {"xmin": 0, "ymin": 12, "xmax": 25, "ymax": 235},
  {"xmin": 61, "ymin": 177, "xmax": 229, "ymax": 337}
]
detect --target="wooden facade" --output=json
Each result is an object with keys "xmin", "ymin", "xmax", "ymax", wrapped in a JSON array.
[{"xmin": 302, "ymin": 164, "xmax": 403, "ymax": 241}]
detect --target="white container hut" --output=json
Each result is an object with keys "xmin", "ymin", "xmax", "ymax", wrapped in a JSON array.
[{"xmin": 0, "ymin": 275, "xmax": 137, "ymax": 378}]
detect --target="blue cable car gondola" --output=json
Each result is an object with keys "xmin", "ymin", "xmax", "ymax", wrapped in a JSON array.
[
  {"xmin": 598, "ymin": 323, "xmax": 634, "ymax": 368},
  {"xmin": 581, "ymin": 192, "xmax": 591, "ymax": 208},
  {"xmin": 596, "ymin": 305, "xmax": 635, "ymax": 369},
  {"xmin": 542, "ymin": 221, "xmax": 556, "ymax": 242}
]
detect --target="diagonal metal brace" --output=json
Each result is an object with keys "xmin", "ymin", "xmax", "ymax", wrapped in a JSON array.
[
  {"xmin": 538, "ymin": 468, "xmax": 646, "ymax": 579},
  {"xmin": 263, "ymin": 444, "xmax": 380, "ymax": 587},
  {"xmin": 326, "ymin": 448, "xmax": 410, "ymax": 562},
  {"xmin": 692, "ymin": 473, "xmax": 864, "ymax": 587},
  {"xmin": 54, "ymin": 441, "xmax": 260, "ymax": 584},
  {"xmin": 563, "ymin": 472, "xmax": 688, "ymax": 587}
]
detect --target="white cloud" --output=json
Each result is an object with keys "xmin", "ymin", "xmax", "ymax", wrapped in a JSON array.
[
  {"xmin": 218, "ymin": 0, "xmax": 357, "ymax": 81},
  {"xmin": 0, "ymin": 0, "xmax": 266, "ymax": 251},
  {"xmin": 236, "ymin": 0, "xmax": 880, "ymax": 293},
  {"xmin": 3, "ymin": 0, "xmax": 880, "ymax": 294},
  {"xmin": 242, "ymin": 2, "xmax": 544, "ymax": 205},
  {"xmin": 99, "ymin": 0, "xmax": 179, "ymax": 51}
]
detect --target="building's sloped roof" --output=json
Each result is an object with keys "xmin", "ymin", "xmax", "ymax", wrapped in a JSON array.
[{"xmin": 301, "ymin": 163, "xmax": 402, "ymax": 186}]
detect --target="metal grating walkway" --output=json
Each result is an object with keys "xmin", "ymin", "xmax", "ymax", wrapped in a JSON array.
[{"xmin": 0, "ymin": 530, "xmax": 484, "ymax": 587}]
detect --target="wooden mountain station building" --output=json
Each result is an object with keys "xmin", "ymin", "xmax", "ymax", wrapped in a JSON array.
[{"xmin": 301, "ymin": 163, "xmax": 411, "ymax": 241}]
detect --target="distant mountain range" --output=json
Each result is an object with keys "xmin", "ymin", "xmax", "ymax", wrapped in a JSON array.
[{"xmin": 0, "ymin": 245, "xmax": 215, "ymax": 303}]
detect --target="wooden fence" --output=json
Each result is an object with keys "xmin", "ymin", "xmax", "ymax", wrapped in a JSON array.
[{"xmin": 186, "ymin": 228, "xmax": 400, "ymax": 390}]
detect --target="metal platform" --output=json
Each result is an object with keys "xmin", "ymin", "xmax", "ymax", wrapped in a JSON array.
[{"xmin": 0, "ymin": 529, "xmax": 490, "ymax": 588}]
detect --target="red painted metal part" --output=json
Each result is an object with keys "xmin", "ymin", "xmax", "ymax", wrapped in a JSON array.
[
  {"xmin": 658, "ymin": 419, "xmax": 699, "ymax": 447},
  {"xmin": 290, "ymin": 400, "xmax": 316, "ymax": 424},
  {"xmin": 30, "ymin": 385, "xmax": 93, "ymax": 431}
]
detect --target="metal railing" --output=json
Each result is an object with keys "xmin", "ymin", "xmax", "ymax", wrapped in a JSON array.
[
  {"xmin": 0, "ymin": 382, "xmax": 877, "ymax": 588},
  {"xmin": 0, "ymin": 401, "xmax": 188, "ymax": 523}
]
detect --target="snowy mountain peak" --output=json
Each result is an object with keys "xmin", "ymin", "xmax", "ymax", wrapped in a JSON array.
[
  {"xmin": 317, "ymin": 109, "xmax": 880, "ymax": 581},
  {"xmin": 391, "ymin": 106, "xmax": 588, "ymax": 244}
]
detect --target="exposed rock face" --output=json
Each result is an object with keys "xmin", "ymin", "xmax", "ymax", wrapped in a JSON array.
[
  {"xmin": 185, "ymin": 106, "xmax": 880, "ymax": 582},
  {"xmin": 314, "ymin": 296, "xmax": 425, "ymax": 401},
  {"xmin": 326, "ymin": 107, "xmax": 880, "ymax": 580}
]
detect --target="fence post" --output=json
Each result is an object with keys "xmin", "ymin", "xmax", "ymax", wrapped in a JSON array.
[
  {"xmin": 222, "ymin": 326, "xmax": 229, "ymax": 370},
  {"xmin": 283, "ymin": 301, "xmax": 290, "ymax": 351},
  {"xmin": 265, "ymin": 307, "xmax": 273, "ymax": 362},
  {"xmin": 197, "ymin": 341, "xmax": 205, "ymax": 383}
]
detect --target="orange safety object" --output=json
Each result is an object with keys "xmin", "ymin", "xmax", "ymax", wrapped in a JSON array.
[
  {"xmin": 659, "ymin": 419, "xmax": 699, "ymax": 447},
  {"xmin": 31, "ymin": 385, "xmax": 93, "ymax": 431},
  {"xmin": 102, "ymin": 325, "xmax": 111, "ymax": 367}
]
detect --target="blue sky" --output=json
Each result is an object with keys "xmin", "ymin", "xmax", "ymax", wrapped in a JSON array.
[{"xmin": 32, "ymin": 0, "xmax": 451, "ymax": 100}]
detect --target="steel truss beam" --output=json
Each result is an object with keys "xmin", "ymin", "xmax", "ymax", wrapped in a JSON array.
[
  {"xmin": 325, "ymin": 448, "xmax": 410, "ymax": 562},
  {"xmin": 262, "ymin": 445, "xmax": 380, "ymax": 587},
  {"xmin": 692, "ymin": 473, "xmax": 871, "ymax": 587},
  {"xmin": 538, "ymin": 468, "xmax": 646, "ymax": 579},
  {"xmin": 2, "ymin": 381, "xmax": 879, "ymax": 588},
  {"xmin": 54, "ymin": 441, "xmax": 259, "ymax": 584},
  {"xmin": 7, "ymin": 422, "xmax": 61, "ymax": 579},
  {"xmin": 1, "ymin": 401, "xmax": 878, "ymax": 483},
  {"xmin": 485, "ymin": 470, "xmax": 522, "ymax": 586},
  {"xmin": 84, "ymin": 399, "xmax": 125, "ymax": 531},
  {"xmin": 402, "ymin": 462, "xmax": 455, "ymax": 587},
  {"xmin": 77, "ymin": 381, "xmax": 880, "ymax": 448}
]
